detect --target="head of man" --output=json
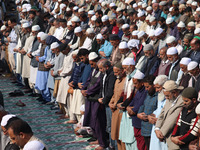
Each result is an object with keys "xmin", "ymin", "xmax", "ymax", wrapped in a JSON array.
[
  {"xmin": 97, "ymin": 59, "xmax": 111, "ymax": 74},
  {"xmin": 7, "ymin": 119, "xmax": 33, "ymax": 149},
  {"xmin": 88, "ymin": 52, "xmax": 100, "ymax": 68},
  {"xmin": 183, "ymin": 33, "xmax": 193, "ymax": 48},
  {"xmin": 109, "ymin": 34, "xmax": 120, "ymax": 48},
  {"xmin": 187, "ymin": 61, "xmax": 200, "ymax": 77},
  {"xmin": 59, "ymin": 43, "xmax": 71, "ymax": 55},
  {"xmin": 31, "ymin": 25, "xmax": 40, "ymax": 36},
  {"xmin": 153, "ymin": 75, "xmax": 168, "ymax": 93},
  {"xmin": 166, "ymin": 36, "xmax": 177, "ymax": 47},
  {"xmin": 167, "ymin": 47, "xmax": 179, "ymax": 63},
  {"xmin": 166, "ymin": 18, "xmax": 175, "ymax": 28},
  {"xmin": 8, "ymin": 18, "xmax": 17, "ymax": 28},
  {"xmin": 74, "ymin": 26, "xmax": 83, "ymax": 37},
  {"xmin": 50, "ymin": 42, "xmax": 60, "ymax": 54},
  {"xmin": 159, "ymin": 47, "xmax": 168, "ymax": 61},
  {"xmin": 143, "ymin": 75, "xmax": 156, "ymax": 96},
  {"xmin": 119, "ymin": 41, "xmax": 129, "ymax": 55},
  {"xmin": 180, "ymin": 57, "xmax": 191, "ymax": 73},
  {"xmin": 86, "ymin": 28, "xmax": 95, "ymax": 39},
  {"xmin": 153, "ymin": 3, "xmax": 159, "ymax": 11},
  {"xmin": 163, "ymin": 80, "xmax": 183, "ymax": 101},
  {"xmin": 122, "ymin": 57, "xmax": 135, "ymax": 75},
  {"xmin": 59, "ymin": 19, "xmax": 67, "ymax": 28},
  {"xmin": 187, "ymin": 22, "xmax": 195, "ymax": 33},
  {"xmin": 77, "ymin": 48, "xmax": 89, "ymax": 64},
  {"xmin": 182, "ymin": 87, "xmax": 198, "ymax": 110},
  {"xmin": 143, "ymin": 44, "xmax": 154, "ymax": 58},
  {"xmin": 122, "ymin": 24, "xmax": 130, "ymax": 35},
  {"xmin": 22, "ymin": 22, "xmax": 31, "ymax": 34},
  {"xmin": 113, "ymin": 62, "xmax": 125, "ymax": 79},
  {"xmin": 190, "ymin": 38, "xmax": 200, "ymax": 51},
  {"xmin": 133, "ymin": 70, "xmax": 145, "ymax": 90},
  {"xmin": 29, "ymin": 11, "xmax": 36, "ymax": 20},
  {"xmin": 71, "ymin": 50, "xmax": 80, "ymax": 62}
]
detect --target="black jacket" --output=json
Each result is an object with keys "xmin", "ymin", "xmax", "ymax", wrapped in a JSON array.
[{"xmin": 99, "ymin": 67, "xmax": 116, "ymax": 105}]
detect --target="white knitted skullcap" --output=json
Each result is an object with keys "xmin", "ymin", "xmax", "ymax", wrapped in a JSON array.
[
  {"xmin": 32, "ymin": 25, "xmax": 40, "ymax": 31},
  {"xmin": 166, "ymin": 36, "xmax": 176, "ymax": 43},
  {"xmin": 166, "ymin": 47, "xmax": 178, "ymax": 55},
  {"xmin": 71, "ymin": 16, "xmax": 80, "ymax": 22},
  {"xmin": 22, "ymin": 22, "xmax": 31, "ymax": 28},
  {"xmin": 23, "ymin": 141, "xmax": 45, "ymax": 150},
  {"xmin": 177, "ymin": 21, "xmax": 185, "ymax": 28},
  {"xmin": 195, "ymin": 28, "xmax": 200, "ymax": 34},
  {"xmin": 101, "ymin": 15, "xmax": 109, "ymax": 22},
  {"xmin": 40, "ymin": 33, "xmax": 48, "ymax": 41},
  {"xmin": 166, "ymin": 17, "xmax": 174, "ymax": 24},
  {"xmin": 1, "ymin": 114, "xmax": 16, "ymax": 126},
  {"xmin": 51, "ymin": 42, "xmax": 59, "ymax": 49},
  {"xmin": 91, "ymin": 15, "xmax": 97, "ymax": 21},
  {"xmin": 0, "ymin": 25, "xmax": 6, "ymax": 31},
  {"xmin": 37, "ymin": 32, "xmax": 44, "ymax": 38},
  {"xmin": 154, "ymin": 28, "xmax": 163, "ymax": 36},
  {"xmin": 89, "ymin": 52, "xmax": 98, "ymax": 60},
  {"xmin": 187, "ymin": 61, "xmax": 199, "ymax": 71},
  {"xmin": 96, "ymin": 33, "xmax": 103, "ymax": 40},
  {"xmin": 146, "ymin": 6, "xmax": 152, "ymax": 11},
  {"xmin": 138, "ymin": 31, "xmax": 146, "ymax": 39},
  {"xmin": 119, "ymin": 41, "xmax": 128, "ymax": 49},
  {"xmin": 122, "ymin": 57, "xmax": 135, "ymax": 65},
  {"xmin": 133, "ymin": 70, "xmax": 145, "ymax": 79},
  {"xmin": 88, "ymin": 10, "xmax": 95, "ymax": 15},
  {"xmin": 86, "ymin": 28, "xmax": 94, "ymax": 34},
  {"xmin": 74, "ymin": 26, "xmax": 82, "ymax": 33},
  {"xmin": 180, "ymin": 57, "xmax": 191, "ymax": 65},
  {"xmin": 122, "ymin": 24, "xmax": 130, "ymax": 29},
  {"xmin": 187, "ymin": 21, "xmax": 195, "ymax": 27}
]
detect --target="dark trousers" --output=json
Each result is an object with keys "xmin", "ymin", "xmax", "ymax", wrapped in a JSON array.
[{"xmin": 144, "ymin": 136, "xmax": 150, "ymax": 150}]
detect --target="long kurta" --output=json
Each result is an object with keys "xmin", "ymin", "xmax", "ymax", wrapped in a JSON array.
[
  {"xmin": 56, "ymin": 52, "xmax": 74, "ymax": 104},
  {"xmin": 22, "ymin": 35, "xmax": 36, "ymax": 78},
  {"xmin": 109, "ymin": 77, "xmax": 126, "ymax": 140}
]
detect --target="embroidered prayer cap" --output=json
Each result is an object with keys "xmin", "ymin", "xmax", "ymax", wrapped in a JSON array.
[
  {"xmin": 128, "ymin": 39, "xmax": 139, "ymax": 49},
  {"xmin": 166, "ymin": 36, "xmax": 176, "ymax": 44},
  {"xmin": 1, "ymin": 114, "xmax": 16, "ymax": 126},
  {"xmin": 177, "ymin": 21, "xmax": 185, "ymax": 28},
  {"xmin": 122, "ymin": 24, "xmax": 130, "ymax": 29},
  {"xmin": 154, "ymin": 28, "xmax": 163, "ymax": 36},
  {"xmin": 195, "ymin": 103, "xmax": 200, "ymax": 114},
  {"xmin": 166, "ymin": 47, "xmax": 178, "ymax": 55},
  {"xmin": 88, "ymin": 10, "xmax": 95, "ymax": 15},
  {"xmin": 37, "ymin": 32, "xmax": 44, "ymax": 38},
  {"xmin": 180, "ymin": 57, "xmax": 191, "ymax": 65},
  {"xmin": 163, "ymin": 80, "xmax": 184, "ymax": 91},
  {"xmin": 166, "ymin": 17, "xmax": 174, "ymax": 24},
  {"xmin": 187, "ymin": 61, "xmax": 199, "ymax": 71},
  {"xmin": 143, "ymin": 44, "xmax": 153, "ymax": 51},
  {"xmin": 51, "ymin": 42, "xmax": 60, "ymax": 49},
  {"xmin": 32, "ymin": 25, "xmax": 40, "ymax": 31},
  {"xmin": 119, "ymin": 41, "xmax": 128, "ymax": 49},
  {"xmin": 109, "ymin": 34, "xmax": 120, "ymax": 41},
  {"xmin": 187, "ymin": 21, "xmax": 195, "ymax": 27},
  {"xmin": 71, "ymin": 16, "xmax": 80, "ymax": 22},
  {"xmin": 22, "ymin": 22, "xmax": 31, "ymax": 28},
  {"xmin": 0, "ymin": 25, "xmax": 6, "ymax": 31},
  {"xmin": 138, "ymin": 31, "xmax": 146, "ymax": 39},
  {"xmin": 133, "ymin": 70, "xmax": 145, "ymax": 80},
  {"xmin": 89, "ymin": 52, "xmax": 98, "ymax": 61},
  {"xmin": 91, "ymin": 15, "xmax": 97, "ymax": 21},
  {"xmin": 40, "ymin": 33, "xmax": 48, "ymax": 41},
  {"xmin": 96, "ymin": 33, "xmax": 103, "ymax": 40},
  {"xmin": 122, "ymin": 57, "xmax": 135, "ymax": 66},
  {"xmin": 182, "ymin": 87, "xmax": 198, "ymax": 100},
  {"xmin": 80, "ymin": 104, "xmax": 85, "ymax": 112},
  {"xmin": 74, "ymin": 26, "xmax": 82, "ymax": 33},
  {"xmin": 101, "ymin": 15, "xmax": 109, "ymax": 22},
  {"xmin": 23, "ymin": 141, "xmax": 45, "ymax": 150},
  {"xmin": 195, "ymin": 28, "xmax": 200, "ymax": 34}
]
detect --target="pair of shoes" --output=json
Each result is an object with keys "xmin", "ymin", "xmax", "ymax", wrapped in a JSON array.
[
  {"xmin": 28, "ymin": 93, "xmax": 37, "ymax": 97},
  {"xmin": 9, "ymin": 90, "xmax": 24, "ymax": 97},
  {"xmin": 51, "ymin": 105, "xmax": 59, "ymax": 110},
  {"xmin": 89, "ymin": 140, "xmax": 99, "ymax": 145},
  {"xmin": 41, "ymin": 101, "xmax": 48, "ymax": 104},
  {"xmin": 87, "ymin": 137, "xmax": 97, "ymax": 142},
  {"xmin": 11, "ymin": 81, "xmax": 18, "ymax": 83},
  {"xmin": 24, "ymin": 89, "xmax": 32, "ymax": 93},
  {"xmin": 16, "ymin": 100, "xmax": 26, "ymax": 107},
  {"xmin": 55, "ymin": 111, "xmax": 63, "ymax": 115},
  {"xmin": 46, "ymin": 101, "xmax": 55, "ymax": 105},
  {"xmin": 15, "ymin": 83, "xmax": 24, "ymax": 87}
]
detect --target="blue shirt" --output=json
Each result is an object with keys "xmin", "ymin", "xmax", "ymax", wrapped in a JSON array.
[
  {"xmin": 129, "ymin": 86, "xmax": 147, "ymax": 128},
  {"xmin": 78, "ymin": 63, "xmax": 92, "ymax": 87},
  {"xmin": 138, "ymin": 93, "xmax": 158, "ymax": 136},
  {"xmin": 98, "ymin": 40, "xmax": 113, "ymax": 57}
]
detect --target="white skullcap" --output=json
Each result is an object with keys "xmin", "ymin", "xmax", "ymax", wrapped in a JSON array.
[
  {"xmin": 186, "ymin": 0, "xmax": 192, "ymax": 4},
  {"xmin": 138, "ymin": 2, "xmax": 143, "ymax": 6},
  {"xmin": 80, "ymin": 104, "xmax": 85, "ymax": 112},
  {"xmin": 58, "ymin": 0, "xmax": 62, "ymax": 2},
  {"xmin": 22, "ymin": 22, "xmax": 31, "ymax": 28},
  {"xmin": 89, "ymin": 52, "xmax": 98, "ymax": 60},
  {"xmin": 40, "ymin": 34, "xmax": 48, "ymax": 41},
  {"xmin": 145, "ymin": 15, "xmax": 151, "ymax": 20},
  {"xmin": 142, "ymin": 3, "xmax": 147, "ymax": 8},
  {"xmin": 180, "ymin": 57, "xmax": 191, "ymax": 65},
  {"xmin": 71, "ymin": 16, "xmax": 80, "ymax": 22},
  {"xmin": 138, "ymin": 31, "xmax": 146, "ymax": 39},
  {"xmin": 137, "ymin": 11, "xmax": 145, "ymax": 17},
  {"xmin": 67, "ymin": 21, "xmax": 72, "ymax": 26},
  {"xmin": 20, "ymin": 19, "xmax": 29, "ymax": 24},
  {"xmin": 166, "ymin": 47, "xmax": 178, "ymax": 55},
  {"xmin": 23, "ymin": 141, "xmax": 45, "ymax": 150},
  {"xmin": 195, "ymin": 28, "xmax": 200, "ymax": 34},
  {"xmin": 187, "ymin": 21, "xmax": 195, "ymax": 27},
  {"xmin": 132, "ymin": 30, "xmax": 139, "ymax": 36},
  {"xmin": 78, "ymin": 7, "xmax": 85, "ymax": 13},
  {"xmin": 16, "ymin": 0, "xmax": 20, "ymax": 4},
  {"xmin": 192, "ymin": 1, "xmax": 197, "ymax": 6},
  {"xmin": 60, "ymin": 4, "xmax": 66, "ymax": 9},
  {"xmin": 86, "ymin": 28, "xmax": 94, "ymax": 34},
  {"xmin": 187, "ymin": 61, "xmax": 199, "ymax": 71},
  {"xmin": 119, "ymin": 41, "xmax": 128, "ymax": 49},
  {"xmin": 122, "ymin": 57, "xmax": 135, "ymax": 65},
  {"xmin": 133, "ymin": 3, "xmax": 137, "ymax": 8},
  {"xmin": 152, "ymin": 0, "xmax": 157, "ymax": 3},
  {"xmin": 99, "ymin": 0, "xmax": 103, "ymax": 3},
  {"xmin": 149, "ymin": 16, "xmax": 156, "ymax": 23},
  {"xmin": 196, "ymin": 7, "xmax": 200, "ymax": 12},
  {"xmin": 91, "ymin": 15, "xmax": 97, "ymax": 21},
  {"xmin": 101, "ymin": 1, "xmax": 107, "ymax": 7},
  {"xmin": 66, "ymin": 7, "xmax": 71, "ymax": 11},
  {"xmin": 0, "ymin": 25, "xmax": 6, "ymax": 31},
  {"xmin": 101, "ymin": 15, "xmax": 109, "ymax": 22},
  {"xmin": 37, "ymin": 32, "xmax": 44, "ymax": 38},
  {"xmin": 96, "ymin": 33, "xmax": 103, "ymax": 40},
  {"xmin": 177, "ymin": 21, "xmax": 185, "ymax": 28},
  {"xmin": 159, "ymin": 1, "xmax": 167, "ymax": 6},
  {"xmin": 72, "ymin": 50, "xmax": 79, "ymax": 55},
  {"xmin": 74, "ymin": 26, "xmax": 82, "ymax": 33},
  {"xmin": 195, "ymin": 103, "xmax": 200, "ymax": 114},
  {"xmin": 122, "ymin": 24, "xmax": 130, "ymax": 29},
  {"xmin": 166, "ymin": 36, "xmax": 176, "ymax": 44},
  {"xmin": 32, "ymin": 25, "xmax": 40, "ymax": 31},
  {"xmin": 154, "ymin": 28, "xmax": 163, "ymax": 36},
  {"xmin": 88, "ymin": 10, "xmax": 95, "ymax": 15},
  {"xmin": 73, "ymin": 6, "xmax": 79, "ymax": 11},
  {"xmin": 128, "ymin": 39, "xmax": 139, "ymax": 49},
  {"xmin": 1, "ymin": 114, "xmax": 16, "ymax": 126},
  {"xmin": 22, "ymin": 8, "xmax": 27, "ymax": 12},
  {"xmin": 51, "ymin": 42, "xmax": 59, "ymax": 49},
  {"xmin": 169, "ymin": 7, "xmax": 173, "ymax": 12},
  {"xmin": 146, "ymin": 6, "xmax": 153, "ymax": 11},
  {"xmin": 116, "ymin": 7, "xmax": 122, "ymax": 12},
  {"xmin": 26, "ymin": 6, "xmax": 31, "ymax": 12},
  {"xmin": 133, "ymin": 70, "xmax": 145, "ymax": 80},
  {"xmin": 149, "ymin": 29, "xmax": 155, "ymax": 36},
  {"xmin": 109, "ymin": 2, "xmax": 116, "ymax": 7},
  {"xmin": 166, "ymin": 18, "xmax": 174, "ymax": 24}
]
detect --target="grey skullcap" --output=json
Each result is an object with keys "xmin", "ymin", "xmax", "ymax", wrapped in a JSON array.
[
  {"xmin": 184, "ymin": 33, "xmax": 194, "ymax": 40},
  {"xmin": 182, "ymin": 87, "xmax": 198, "ymax": 100},
  {"xmin": 143, "ymin": 44, "xmax": 154, "ymax": 51},
  {"xmin": 114, "ymin": 62, "xmax": 123, "ymax": 69}
]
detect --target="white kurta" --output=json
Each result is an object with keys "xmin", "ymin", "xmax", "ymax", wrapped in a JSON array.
[
  {"xmin": 22, "ymin": 35, "xmax": 35, "ymax": 78},
  {"xmin": 29, "ymin": 66, "xmax": 38, "ymax": 84},
  {"xmin": 16, "ymin": 37, "xmax": 22, "ymax": 74},
  {"xmin": 56, "ymin": 52, "xmax": 74, "ymax": 104}
]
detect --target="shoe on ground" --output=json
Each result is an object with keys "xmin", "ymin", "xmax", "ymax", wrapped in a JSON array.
[
  {"xmin": 28, "ymin": 93, "xmax": 37, "ymax": 97},
  {"xmin": 41, "ymin": 101, "xmax": 48, "ymax": 104},
  {"xmin": 87, "ymin": 137, "xmax": 97, "ymax": 142},
  {"xmin": 24, "ymin": 89, "xmax": 32, "ymax": 93},
  {"xmin": 65, "ymin": 120, "xmax": 77, "ymax": 123},
  {"xmin": 89, "ymin": 140, "xmax": 99, "ymax": 145},
  {"xmin": 55, "ymin": 111, "xmax": 63, "ymax": 115},
  {"xmin": 46, "ymin": 101, "xmax": 55, "ymax": 105},
  {"xmin": 16, "ymin": 100, "xmax": 26, "ymax": 107},
  {"xmin": 51, "ymin": 105, "xmax": 59, "ymax": 110}
]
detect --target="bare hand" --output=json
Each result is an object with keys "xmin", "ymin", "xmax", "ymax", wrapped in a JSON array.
[
  {"xmin": 99, "ymin": 51, "xmax": 106, "ymax": 57},
  {"xmin": 81, "ymin": 90, "xmax": 87, "ymax": 97},
  {"xmin": 27, "ymin": 52, "xmax": 32, "ymax": 58},
  {"xmin": 21, "ymin": 49, "xmax": 26, "ymax": 55},
  {"xmin": 171, "ymin": 136, "xmax": 185, "ymax": 145},
  {"xmin": 7, "ymin": 37, "xmax": 11, "ymax": 42},
  {"xmin": 58, "ymin": 70, "xmax": 62, "ymax": 75},
  {"xmin": 51, "ymin": 70, "xmax": 54, "ymax": 77},
  {"xmin": 78, "ymin": 83, "xmax": 83, "ymax": 89},
  {"xmin": 137, "ymin": 112, "xmax": 148, "ymax": 121},
  {"xmin": 148, "ymin": 114, "xmax": 157, "ymax": 124},
  {"xmin": 189, "ymin": 144, "xmax": 198, "ymax": 150},
  {"xmin": 36, "ymin": 56, "xmax": 39, "ymax": 62},
  {"xmin": 117, "ymin": 102, "xmax": 125, "ymax": 111},
  {"xmin": 98, "ymin": 98, "xmax": 103, "ymax": 104},
  {"xmin": 127, "ymin": 106, "xmax": 135, "ymax": 116},
  {"xmin": 61, "ymin": 40, "xmax": 66, "ymax": 43},
  {"xmin": 155, "ymin": 130, "xmax": 164, "ymax": 141},
  {"xmin": 68, "ymin": 81, "xmax": 74, "ymax": 87},
  {"xmin": 109, "ymin": 103, "xmax": 116, "ymax": 112}
]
